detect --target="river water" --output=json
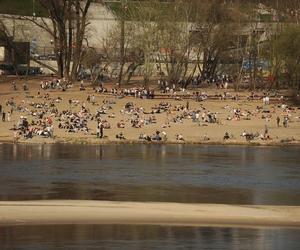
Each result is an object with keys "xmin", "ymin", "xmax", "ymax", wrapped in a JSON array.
[
  {"xmin": 0, "ymin": 225, "xmax": 299, "ymax": 250},
  {"xmin": 0, "ymin": 143, "xmax": 299, "ymax": 204},
  {"xmin": 0, "ymin": 143, "xmax": 299, "ymax": 249}
]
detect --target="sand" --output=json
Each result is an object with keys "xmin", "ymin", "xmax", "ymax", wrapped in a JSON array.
[
  {"xmin": 0, "ymin": 79, "xmax": 300, "ymax": 146},
  {"xmin": 0, "ymin": 200, "xmax": 299, "ymax": 228}
]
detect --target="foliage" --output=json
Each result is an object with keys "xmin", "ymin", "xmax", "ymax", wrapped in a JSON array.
[{"xmin": 273, "ymin": 26, "xmax": 300, "ymax": 89}]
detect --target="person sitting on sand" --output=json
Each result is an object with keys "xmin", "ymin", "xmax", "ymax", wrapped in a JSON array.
[
  {"xmin": 223, "ymin": 132, "xmax": 230, "ymax": 140},
  {"xmin": 161, "ymin": 131, "xmax": 167, "ymax": 141},
  {"xmin": 152, "ymin": 131, "xmax": 162, "ymax": 141},
  {"xmin": 24, "ymin": 127, "xmax": 33, "ymax": 139},
  {"xmin": 245, "ymin": 133, "xmax": 254, "ymax": 141},
  {"xmin": 243, "ymin": 132, "xmax": 259, "ymax": 142},
  {"xmin": 203, "ymin": 133, "xmax": 210, "ymax": 141},
  {"xmin": 162, "ymin": 121, "xmax": 171, "ymax": 128},
  {"xmin": 102, "ymin": 121, "xmax": 111, "ymax": 129},
  {"xmin": 176, "ymin": 134, "xmax": 184, "ymax": 141},
  {"xmin": 108, "ymin": 113, "xmax": 115, "ymax": 118},
  {"xmin": 80, "ymin": 84, "xmax": 85, "ymax": 91},
  {"xmin": 117, "ymin": 120, "xmax": 125, "ymax": 128},
  {"xmin": 241, "ymin": 131, "xmax": 247, "ymax": 137},
  {"xmin": 116, "ymin": 132, "xmax": 126, "ymax": 140},
  {"xmin": 139, "ymin": 133, "xmax": 151, "ymax": 141}
]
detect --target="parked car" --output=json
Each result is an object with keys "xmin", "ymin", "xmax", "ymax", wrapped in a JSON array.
[
  {"xmin": 47, "ymin": 54, "xmax": 57, "ymax": 60},
  {"xmin": 38, "ymin": 55, "xmax": 48, "ymax": 60},
  {"xmin": 30, "ymin": 52, "xmax": 40, "ymax": 59}
]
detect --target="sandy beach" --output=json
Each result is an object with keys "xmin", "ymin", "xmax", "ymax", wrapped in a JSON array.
[
  {"xmin": 0, "ymin": 79, "xmax": 300, "ymax": 146},
  {"xmin": 0, "ymin": 200, "xmax": 299, "ymax": 228}
]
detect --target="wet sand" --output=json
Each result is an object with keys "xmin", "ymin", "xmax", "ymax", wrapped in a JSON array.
[{"xmin": 0, "ymin": 200, "xmax": 299, "ymax": 228}]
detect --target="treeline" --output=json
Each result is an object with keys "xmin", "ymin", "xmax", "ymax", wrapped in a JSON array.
[
  {"xmin": 102, "ymin": 0, "xmax": 300, "ymax": 90},
  {"xmin": 0, "ymin": 0, "xmax": 299, "ymax": 90}
]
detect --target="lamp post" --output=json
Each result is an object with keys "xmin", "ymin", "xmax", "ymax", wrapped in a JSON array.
[{"xmin": 32, "ymin": 0, "xmax": 36, "ymax": 19}]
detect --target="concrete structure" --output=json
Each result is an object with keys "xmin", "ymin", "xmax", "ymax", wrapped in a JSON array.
[
  {"xmin": 0, "ymin": 43, "xmax": 7, "ymax": 63},
  {"xmin": 0, "ymin": 2, "xmax": 278, "ymax": 76},
  {"xmin": 0, "ymin": 2, "xmax": 118, "ymax": 54}
]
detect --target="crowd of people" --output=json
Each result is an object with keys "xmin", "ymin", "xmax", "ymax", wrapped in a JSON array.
[{"xmin": 0, "ymin": 77, "xmax": 299, "ymax": 144}]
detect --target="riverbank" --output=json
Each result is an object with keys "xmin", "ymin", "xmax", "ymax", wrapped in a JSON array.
[
  {"xmin": 0, "ymin": 136, "xmax": 300, "ymax": 147},
  {"xmin": 0, "ymin": 200, "xmax": 299, "ymax": 228},
  {"xmin": 1, "ymin": 79, "xmax": 300, "ymax": 146}
]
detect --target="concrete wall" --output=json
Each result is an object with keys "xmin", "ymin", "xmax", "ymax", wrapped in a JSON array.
[
  {"xmin": 0, "ymin": 3, "xmax": 118, "ymax": 52},
  {"xmin": 0, "ymin": 46, "xmax": 4, "ymax": 62}
]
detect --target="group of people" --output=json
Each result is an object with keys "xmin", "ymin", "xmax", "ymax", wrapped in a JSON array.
[
  {"xmin": 1, "ymin": 76, "xmax": 299, "ymax": 144},
  {"xmin": 40, "ymin": 78, "xmax": 72, "ymax": 90},
  {"xmin": 158, "ymin": 74, "xmax": 233, "ymax": 92},
  {"xmin": 11, "ymin": 115, "xmax": 54, "ymax": 143}
]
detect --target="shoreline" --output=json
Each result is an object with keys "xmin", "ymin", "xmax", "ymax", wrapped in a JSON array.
[
  {"xmin": 0, "ymin": 200, "xmax": 299, "ymax": 228},
  {"xmin": 0, "ymin": 137, "xmax": 300, "ymax": 147}
]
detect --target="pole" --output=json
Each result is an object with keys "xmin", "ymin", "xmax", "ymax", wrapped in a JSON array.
[{"xmin": 33, "ymin": 0, "xmax": 36, "ymax": 18}]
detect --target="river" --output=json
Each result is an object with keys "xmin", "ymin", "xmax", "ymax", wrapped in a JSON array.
[
  {"xmin": 0, "ymin": 143, "xmax": 299, "ymax": 249},
  {"xmin": 0, "ymin": 144, "xmax": 299, "ymax": 204}
]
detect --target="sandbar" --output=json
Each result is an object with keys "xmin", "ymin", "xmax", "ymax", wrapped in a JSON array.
[{"xmin": 0, "ymin": 200, "xmax": 299, "ymax": 228}]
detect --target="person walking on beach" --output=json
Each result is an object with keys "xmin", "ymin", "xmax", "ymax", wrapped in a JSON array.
[
  {"xmin": 96, "ymin": 124, "xmax": 100, "ymax": 138},
  {"xmin": 91, "ymin": 95, "xmax": 96, "ymax": 105},
  {"xmin": 23, "ymin": 82, "xmax": 28, "ymax": 91},
  {"xmin": 276, "ymin": 116, "xmax": 280, "ymax": 127},
  {"xmin": 7, "ymin": 111, "xmax": 11, "ymax": 122},
  {"xmin": 283, "ymin": 116, "xmax": 288, "ymax": 128},
  {"xmin": 13, "ymin": 131, "xmax": 19, "ymax": 144},
  {"xmin": 2, "ymin": 111, "xmax": 5, "ymax": 122},
  {"xmin": 12, "ymin": 81, "xmax": 17, "ymax": 91},
  {"xmin": 264, "ymin": 124, "xmax": 268, "ymax": 135},
  {"xmin": 99, "ymin": 122, "xmax": 104, "ymax": 138},
  {"xmin": 49, "ymin": 125, "xmax": 54, "ymax": 138},
  {"xmin": 265, "ymin": 96, "xmax": 270, "ymax": 105},
  {"xmin": 264, "ymin": 124, "xmax": 269, "ymax": 138}
]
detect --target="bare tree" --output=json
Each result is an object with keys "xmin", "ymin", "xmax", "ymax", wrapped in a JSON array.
[
  {"xmin": 100, "ymin": 22, "xmax": 144, "ymax": 85},
  {"xmin": 190, "ymin": 0, "xmax": 240, "ymax": 83},
  {"xmin": 21, "ymin": 0, "xmax": 92, "ymax": 81}
]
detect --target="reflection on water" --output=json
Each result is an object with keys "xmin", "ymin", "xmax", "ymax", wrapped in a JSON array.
[
  {"xmin": 0, "ymin": 225, "xmax": 299, "ymax": 250},
  {"xmin": 0, "ymin": 144, "xmax": 300, "ymax": 205}
]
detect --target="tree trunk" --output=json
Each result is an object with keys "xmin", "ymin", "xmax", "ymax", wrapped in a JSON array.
[{"xmin": 118, "ymin": 17, "xmax": 125, "ymax": 87}]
